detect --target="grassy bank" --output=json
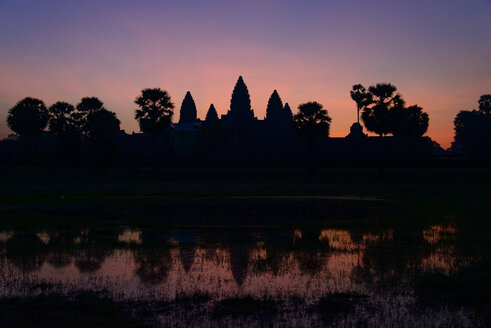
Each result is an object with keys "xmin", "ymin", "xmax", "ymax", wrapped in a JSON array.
[{"xmin": 0, "ymin": 166, "xmax": 489, "ymax": 229}]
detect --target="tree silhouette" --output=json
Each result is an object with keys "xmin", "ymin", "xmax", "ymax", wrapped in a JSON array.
[
  {"xmin": 75, "ymin": 97, "xmax": 105, "ymax": 134},
  {"xmin": 479, "ymin": 94, "xmax": 491, "ymax": 114},
  {"xmin": 350, "ymin": 84, "xmax": 372, "ymax": 124},
  {"xmin": 205, "ymin": 104, "xmax": 219, "ymax": 122},
  {"xmin": 48, "ymin": 102, "xmax": 76, "ymax": 134},
  {"xmin": 86, "ymin": 109, "xmax": 120, "ymax": 141},
  {"xmin": 48, "ymin": 101, "xmax": 81, "ymax": 157},
  {"xmin": 360, "ymin": 83, "xmax": 404, "ymax": 137},
  {"xmin": 265, "ymin": 90, "xmax": 283, "ymax": 122},
  {"xmin": 354, "ymin": 83, "xmax": 430, "ymax": 140},
  {"xmin": 179, "ymin": 91, "xmax": 198, "ymax": 123},
  {"xmin": 454, "ymin": 95, "xmax": 491, "ymax": 156},
  {"xmin": 85, "ymin": 109, "xmax": 121, "ymax": 161},
  {"xmin": 134, "ymin": 88, "xmax": 174, "ymax": 160},
  {"xmin": 76, "ymin": 97, "xmax": 105, "ymax": 114},
  {"xmin": 293, "ymin": 101, "xmax": 331, "ymax": 170},
  {"xmin": 7, "ymin": 97, "xmax": 49, "ymax": 137},
  {"xmin": 392, "ymin": 105, "xmax": 429, "ymax": 137}
]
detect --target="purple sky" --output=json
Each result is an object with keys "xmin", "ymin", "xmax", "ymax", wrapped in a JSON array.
[{"xmin": 1, "ymin": 0, "xmax": 490, "ymax": 147}]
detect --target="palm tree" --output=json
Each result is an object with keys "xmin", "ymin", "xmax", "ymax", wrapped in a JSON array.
[
  {"xmin": 361, "ymin": 83, "xmax": 404, "ymax": 137},
  {"xmin": 350, "ymin": 84, "xmax": 371, "ymax": 124},
  {"xmin": 75, "ymin": 97, "xmax": 106, "ymax": 135},
  {"xmin": 134, "ymin": 88, "xmax": 174, "ymax": 161},
  {"xmin": 293, "ymin": 101, "xmax": 331, "ymax": 171}
]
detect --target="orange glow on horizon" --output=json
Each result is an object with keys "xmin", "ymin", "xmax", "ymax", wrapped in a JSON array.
[{"xmin": 0, "ymin": 72, "xmax": 469, "ymax": 149}]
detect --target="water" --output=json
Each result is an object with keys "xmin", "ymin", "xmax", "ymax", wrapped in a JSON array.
[{"xmin": 0, "ymin": 222, "xmax": 486, "ymax": 327}]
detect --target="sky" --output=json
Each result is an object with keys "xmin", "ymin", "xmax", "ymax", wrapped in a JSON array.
[{"xmin": 0, "ymin": 0, "xmax": 490, "ymax": 148}]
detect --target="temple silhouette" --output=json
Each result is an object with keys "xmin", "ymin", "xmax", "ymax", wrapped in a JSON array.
[
  {"xmin": 0, "ymin": 76, "xmax": 438, "ymax": 164},
  {"xmin": 161, "ymin": 76, "xmax": 435, "ymax": 162}
]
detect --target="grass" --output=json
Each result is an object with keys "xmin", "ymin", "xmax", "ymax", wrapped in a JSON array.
[
  {"xmin": 414, "ymin": 261, "xmax": 491, "ymax": 307},
  {"xmin": 0, "ymin": 165, "xmax": 489, "ymax": 230},
  {"xmin": 0, "ymin": 165, "xmax": 486, "ymax": 200},
  {"xmin": 0, "ymin": 292, "xmax": 148, "ymax": 328},
  {"xmin": 212, "ymin": 296, "xmax": 278, "ymax": 319},
  {"xmin": 315, "ymin": 293, "xmax": 367, "ymax": 323}
]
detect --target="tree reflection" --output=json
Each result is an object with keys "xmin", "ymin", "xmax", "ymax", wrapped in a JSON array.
[
  {"xmin": 46, "ymin": 230, "xmax": 78, "ymax": 268},
  {"xmin": 133, "ymin": 247, "xmax": 173, "ymax": 285},
  {"xmin": 294, "ymin": 229, "xmax": 328, "ymax": 275},
  {"xmin": 5, "ymin": 233, "xmax": 46, "ymax": 273},
  {"xmin": 361, "ymin": 225, "xmax": 427, "ymax": 284},
  {"xmin": 73, "ymin": 229, "xmax": 115, "ymax": 274}
]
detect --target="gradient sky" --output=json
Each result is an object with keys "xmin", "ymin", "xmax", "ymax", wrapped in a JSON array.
[{"xmin": 1, "ymin": 0, "xmax": 490, "ymax": 148}]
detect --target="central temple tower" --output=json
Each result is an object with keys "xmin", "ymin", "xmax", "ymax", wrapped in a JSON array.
[{"xmin": 223, "ymin": 76, "xmax": 256, "ymax": 124}]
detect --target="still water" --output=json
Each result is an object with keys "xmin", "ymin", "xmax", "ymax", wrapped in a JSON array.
[{"xmin": 0, "ymin": 223, "xmax": 485, "ymax": 327}]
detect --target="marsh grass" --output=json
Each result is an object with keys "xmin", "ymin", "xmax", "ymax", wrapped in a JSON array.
[
  {"xmin": 414, "ymin": 261, "xmax": 491, "ymax": 307},
  {"xmin": 0, "ymin": 292, "xmax": 148, "ymax": 328},
  {"xmin": 0, "ymin": 166, "xmax": 489, "ymax": 327},
  {"xmin": 315, "ymin": 293, "xmax": 367, "ymax": 323},
  {"xmin": 212, "ymin": 296, "xmax": 278, "ymax": 319}
]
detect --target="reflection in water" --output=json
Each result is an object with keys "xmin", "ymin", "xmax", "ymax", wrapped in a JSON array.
[
  {"xmin": 179, "ymin": 244, "xmax": 197, "ymax": 273},
  {"xmin": 5, "ymin": 233, "xmax": 47, "ymax": 273},
  {"xmin": 134, "ymin": 247, "xmax": 172, "ymax": 285},
  {"xmin": 229, "ymin": 230, "xmax": 253, "ymax": 287},
  {"xmin": 36, "ymin": 232, "xmax": 51, "ymax": 245},
  {"xmin": 422, "ymin": 224, "xmax": 457, "ymax": 244},
  {"xmin": 319, "ymin": 229, "xmax": 356, "ymax": 251},
  {"xmin": 74, "ymin": 229, "xmax": 115, "ymax": 274},
  {"xmin": 117, "ymin": 228, "xmax": 142, "ymax": 245},
  {"xmin": 421, "ymin": 224, "xmax": 460, "ymax": 274},
  {"xmin": 0, "ymin": 231, "xmax": 13, "ymax": 242},
  {"xmin": 0, "ymin": 224, "xmax": 483, "ymax": 326},
  {"xmin": 45, "ymin": 230, "xmax": 77, "ymax": 269}
]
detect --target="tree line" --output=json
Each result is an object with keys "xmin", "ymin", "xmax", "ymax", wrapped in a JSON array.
[{"xmin": 5, "ymin": 82, "xmax": 491, "ymax": 159}]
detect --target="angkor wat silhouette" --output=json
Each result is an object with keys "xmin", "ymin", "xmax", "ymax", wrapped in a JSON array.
[
  {"xmin": 1, "ymin": 76, "xmax": 438, "ymax": 164},
  {"xmin": 166, "ymin": 76, "xmax": 434, "ymax": 162}
]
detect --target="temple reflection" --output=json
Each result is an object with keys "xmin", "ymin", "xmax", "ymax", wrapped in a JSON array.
[
  {"xmin": 0, "ymin": 224, "xmax": 468, "ymax": 302},
  {"xmin": 118, "ymin": 228, "xmax": 142, "ymax": 245}
]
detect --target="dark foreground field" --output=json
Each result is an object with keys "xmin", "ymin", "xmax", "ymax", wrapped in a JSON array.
[{"xmin": 0, "ymin": 166, "xmax": 489, "ymax": 327}]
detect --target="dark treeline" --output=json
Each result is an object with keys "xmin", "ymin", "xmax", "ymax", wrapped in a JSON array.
[{"xmin": 2, "ymin": 76, "xmax": 490, "ymax": 165}]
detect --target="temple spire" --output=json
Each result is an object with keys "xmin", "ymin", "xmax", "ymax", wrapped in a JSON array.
[
  {"xmin": 265, "ymin": 90, "xmax": 283, "ymax": 121},
  {"xmin": 226, "ymin": 76, "xmax": 255, "ymax": 123},
  {"xmin": 205, "ymin": 104, "xmax": 219, "ymax": 122},
  {"xmin": 283, "ymin": 103, "xmax": 293, "ymax": 122},
  {"xmin": 179, "ymin": 91, "xmax": 197, "ymax": 123}
]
